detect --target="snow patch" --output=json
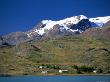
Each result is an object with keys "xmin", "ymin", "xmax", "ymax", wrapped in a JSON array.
[
  {"xmin": 89, "ymin": 16, "xmax": 110, "ymax": 27},
  {"xmin": 69, "ymin": 29, "xmax": 79, "ymax": 32},
  {"xmin": 42, "ymin": 20, "xmax": 53, "ymax": 24}
]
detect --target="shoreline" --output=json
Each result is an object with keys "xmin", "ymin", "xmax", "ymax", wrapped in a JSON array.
[{"xmin": 0, "ymin": 74, "xmax": 110, "ymax": 77}]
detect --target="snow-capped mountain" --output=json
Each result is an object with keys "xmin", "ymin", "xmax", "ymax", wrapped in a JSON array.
[
  {"xmin": 89, "ymin": 16, "xmax": 110, "ymax": 27},
  {"xmin": 26, "ymin": 15, "xmax": 90, "ymax": 38},
  {"xmin": 26, "ymin": 15, "xmax": 110, "ymax": 38},
  {"xmin": 0, "ymin": 15, "xmax": 110, "ymax": 45}
]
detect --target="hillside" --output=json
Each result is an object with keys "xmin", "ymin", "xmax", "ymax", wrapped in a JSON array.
[{"xmin": 0, "ymin": 27, "xmax": 110, "ymax": 75}]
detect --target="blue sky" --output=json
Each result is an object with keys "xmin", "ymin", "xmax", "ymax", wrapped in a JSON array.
[{"xmin": 0, "ymin": 0, "xmax": 110, "ymax": 35}]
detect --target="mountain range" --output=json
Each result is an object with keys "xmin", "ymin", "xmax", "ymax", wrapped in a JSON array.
[
  {"xmin": 0, "ymin": 15, "xmax": 110, "ymax": 75},
  {"xmin": 0, "ymin": 15, "xmax": 110, "ymax": 46}
]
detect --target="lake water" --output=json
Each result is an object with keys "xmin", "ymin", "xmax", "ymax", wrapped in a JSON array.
[{"xmin": 0, "ymin": 75, "xmax": 110, "ymax": 82}]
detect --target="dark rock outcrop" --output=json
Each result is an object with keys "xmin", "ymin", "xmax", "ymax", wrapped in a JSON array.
[{"xmin": 70, "ymin": 19, "xmax": 91, "ymax": 31}]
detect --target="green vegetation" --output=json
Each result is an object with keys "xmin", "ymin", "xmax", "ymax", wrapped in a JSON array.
[{"xmin": 73, "ymin": 65, "xmax": 95, "ymax": 74}]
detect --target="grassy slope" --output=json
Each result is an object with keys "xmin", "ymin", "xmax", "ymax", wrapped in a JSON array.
[{"xmin": 0, "ymin": 27, "xmax": 110, "ymax": 75}]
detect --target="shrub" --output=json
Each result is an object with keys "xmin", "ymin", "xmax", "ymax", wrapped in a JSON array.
[{"xmin": 73, "ymin": 65, "xmax": 95, "ymax": 73}]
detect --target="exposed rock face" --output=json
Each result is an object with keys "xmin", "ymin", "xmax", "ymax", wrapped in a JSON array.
[
  {"xmin": 103, "ymin": 20, "xmax": 110, "ymax": 27},
  {"xmin": 0, "ymin": 36, "xmax": 3, "ymax": 45},
  {"xmin": 0, "ymin": 32, "xmax": 30, "ymax": 45},
  {"xmin": 70, "ymin": 19, "xmax": 91, "ymax": 31}
]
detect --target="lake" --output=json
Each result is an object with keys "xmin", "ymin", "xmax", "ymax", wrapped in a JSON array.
[{"xmin": 0, "ymin": 75, "xmax": 110, "ymax": 82}]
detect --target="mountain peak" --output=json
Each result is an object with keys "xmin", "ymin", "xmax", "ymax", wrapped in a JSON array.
[
  {"xmin": 42, "ymin": 15, "xmax": 88, "ymax": 25},
  {"xmin": 36, "ymin": 15, "xmax": 88, "ymax": 35}
]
